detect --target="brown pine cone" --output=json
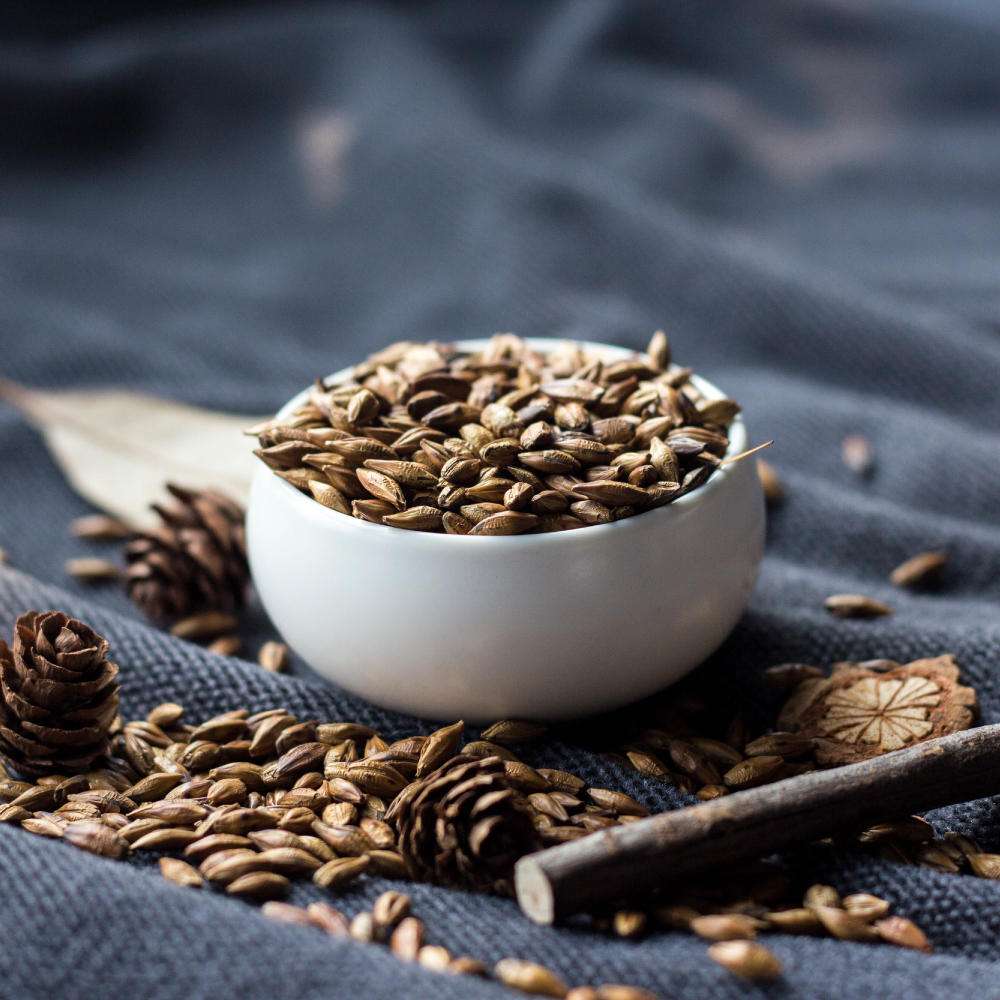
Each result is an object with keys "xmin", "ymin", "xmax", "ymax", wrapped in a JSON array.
[
  {"xmin": 124, "ymin": 484, "xmax": 248, "ymax": 623},
  {"xmin": 0, "ymin": 611, "xmax": 120, "ymax": 777},
  {"xmin": 386, "ymin": 754, "xmax": 540, "ymax": 894}
]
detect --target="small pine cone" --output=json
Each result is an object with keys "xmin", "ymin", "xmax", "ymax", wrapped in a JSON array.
[
  {"xmin": 0, "ymin": 611, "xmax": 120, "ymax": 777},
  {"xmin": 387, "ymin": 754, "xmax": 540, "ymax": 894},
  {"xmin": 124, "ymin": 484, "xmax": 248, "ymax": 623}
]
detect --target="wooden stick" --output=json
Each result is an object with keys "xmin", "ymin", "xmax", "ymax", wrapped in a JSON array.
[{"xmin": 515, "ymin": 724, "xmax": 1000, "ymax": 923}]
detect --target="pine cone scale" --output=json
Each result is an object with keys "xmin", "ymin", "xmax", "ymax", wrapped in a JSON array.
[{"xmin": 12, "ymin": 661, "xmax": 117, "ymax": 707}]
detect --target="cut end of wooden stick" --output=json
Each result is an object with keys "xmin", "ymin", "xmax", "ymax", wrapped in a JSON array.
[{"xmin": 514, "ymin": 855, "xmax": 556, "ymax": 925}]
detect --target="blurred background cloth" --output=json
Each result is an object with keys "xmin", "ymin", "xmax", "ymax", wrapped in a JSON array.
[{"xmin": 1, "ymin": 2, "xmax": 1000, "ymax": 998}]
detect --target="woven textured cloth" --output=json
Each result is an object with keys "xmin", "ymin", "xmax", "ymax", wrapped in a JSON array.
[{"xmin": 2, "ymin": 2, "xmax": 1000, "ymax": 997}]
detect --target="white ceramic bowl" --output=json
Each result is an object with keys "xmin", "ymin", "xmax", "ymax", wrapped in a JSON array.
[{"xmin": 247, "ymin": 339, "xmax": 765, "ymax": 722}]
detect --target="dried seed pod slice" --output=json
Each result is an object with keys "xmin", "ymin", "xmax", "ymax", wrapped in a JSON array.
[{"xmin": 778, "ymin": 655, "xmax": 976, "ymax": 765}]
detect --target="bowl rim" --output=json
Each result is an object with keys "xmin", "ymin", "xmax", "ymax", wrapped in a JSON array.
[{"xmin": 255, "ymin": 337, "xmax": 750, "ymax": 549}]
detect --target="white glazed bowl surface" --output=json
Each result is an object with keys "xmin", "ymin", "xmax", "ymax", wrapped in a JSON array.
[{"xmin": 247, "ymin": 339, "xmax": 765, "ymax": 721}]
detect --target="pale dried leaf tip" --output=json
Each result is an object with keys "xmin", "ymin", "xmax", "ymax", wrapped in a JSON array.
[{"xmin": 0, "ymin": 377, "xmax": 260, "ymax": 525}]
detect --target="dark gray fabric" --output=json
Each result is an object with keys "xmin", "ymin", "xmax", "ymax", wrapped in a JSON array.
[{"xmin": 2, "ymin": 2, "xmax": 1000, "ymax": 997}]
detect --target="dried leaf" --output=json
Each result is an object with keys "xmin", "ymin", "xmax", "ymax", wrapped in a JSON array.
[{"xmin": 0, "ymin": 379, "xmax": 261, "ymax": 528}]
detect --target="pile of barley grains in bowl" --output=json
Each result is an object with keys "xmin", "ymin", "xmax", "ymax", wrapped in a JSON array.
[{"xmin": 250, "ymin": 333, "xmax": 748, "ymax": 536}]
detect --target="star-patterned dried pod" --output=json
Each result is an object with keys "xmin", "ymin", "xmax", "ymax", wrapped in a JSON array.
[{"xmin": 777, "ymin": 655, "xmax": 977, "ymax": 765}]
